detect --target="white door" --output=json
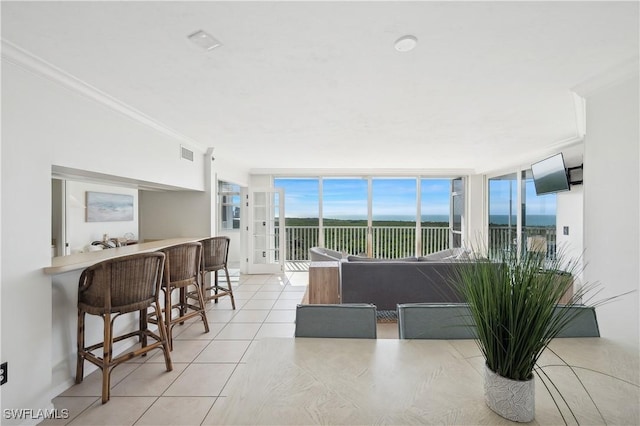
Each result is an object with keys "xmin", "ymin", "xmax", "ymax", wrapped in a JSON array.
[{"xmin": 248, "ymin": 188, "xmax": 285, "ymax": 274}]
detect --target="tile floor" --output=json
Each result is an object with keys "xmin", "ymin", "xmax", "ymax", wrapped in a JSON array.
[{"xmin": 44, "ymin": 270, "xmax": 398, "ymax": 426}]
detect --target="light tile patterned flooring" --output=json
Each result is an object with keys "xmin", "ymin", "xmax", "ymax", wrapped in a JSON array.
[{"xmin": 44, "ymin": 270, "xmax": 398, "ymax": 426}]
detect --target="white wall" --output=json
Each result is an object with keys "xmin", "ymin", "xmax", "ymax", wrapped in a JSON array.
[
  {"xmin": 582, "ymin": 74, "xmax": 639, "ymax": 349},
  {"xmin": 556, "ymin": 185, "xmax": 584, "ymax": 285},
  {"xmin": 0, "ymin": 58, "xmax": 231, "ymax": 422},
  {"xmin": 466, "ymin": 174, "xmax": 486, "ymax": 249},
  {"xmin": 65, "ymin": 181, "xmax": 139, "ymax": 253}
]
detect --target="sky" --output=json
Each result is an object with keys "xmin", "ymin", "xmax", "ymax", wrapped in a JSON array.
[
  {"xmin": 275, "ymin": 177, "xmax": 557, "ymax": 220},
  {"xmin": 489, "ymin": 179, "xmax": 557, "ymax": 216},
  {"xmin": 274, "ymin": 177, "xmax": 453, "ymax": 219}
]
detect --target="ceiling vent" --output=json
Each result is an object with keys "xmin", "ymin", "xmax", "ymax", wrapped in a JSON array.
[{"xmin": 180, "ymin": 145, "xmax": 194, "ymax": 162}]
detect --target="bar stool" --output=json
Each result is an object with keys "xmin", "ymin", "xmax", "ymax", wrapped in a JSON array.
[
  {"xmin": 158, "ymin": 242, "xmax": 209, "ymax": 350},
  {"xmin": 76, "ymin": 252, "xmax": 173, "ymax": 404},
  {"xmin": 189, "ymin": 236, "xmax": 236, "ymax": 309}
]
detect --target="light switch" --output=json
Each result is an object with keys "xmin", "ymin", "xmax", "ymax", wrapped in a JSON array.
[{"xmin": 563, "ymin": 226, "xmax": 569, "ymax": 236}]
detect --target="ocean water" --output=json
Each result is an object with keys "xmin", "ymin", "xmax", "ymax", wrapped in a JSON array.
[
  {"xmin": 489, "ymin": 215, "xmax": 555, "ymax": 227},
  {"xmin": 328, "ymin": 214, "xmax": 556, "ymax": 226}
]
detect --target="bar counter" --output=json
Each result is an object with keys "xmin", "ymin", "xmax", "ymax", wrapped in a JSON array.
[
  {"xmin": 47, "ymin": 236, "xmax": 206, "ymax": 395},
  {"xmin": 44, "ymin": 237, "xmax": 205, "ymax": 275}
]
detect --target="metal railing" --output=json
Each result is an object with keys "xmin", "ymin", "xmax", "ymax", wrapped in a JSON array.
[
  {"xmin": 488, "ymin": 226, "xmax": 557, "ymax": 258},
  {"xmin": 282, "ymin": 225, "xmax": 556, "ymax": 261},
  {"xmin": 282, "ymin": 225, "xmax": 450, "ymax": 260}
]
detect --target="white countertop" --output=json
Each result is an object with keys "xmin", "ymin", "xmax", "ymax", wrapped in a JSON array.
[
  {"xmin": 210, "ymin": 337, "xmax": 639, "ymax": 425},
  {"xmin": 44, "ymin": 237, "xmax": 205, "ymax": 275}
]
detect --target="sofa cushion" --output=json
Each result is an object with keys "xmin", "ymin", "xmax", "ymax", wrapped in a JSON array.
[
  {"xmin": 347, "ymin": 255, "xmax": 418, "ymax": 262},
  {"xmin": 309, "ymin": 247, "xmax": 344, "ymax": 261}
]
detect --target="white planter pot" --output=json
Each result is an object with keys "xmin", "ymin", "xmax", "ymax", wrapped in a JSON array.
[{"xmin": 484, "ymin": 364, "xmax": 535, "ymax": 422}]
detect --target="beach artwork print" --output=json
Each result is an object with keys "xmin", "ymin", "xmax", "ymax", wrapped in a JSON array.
[{"xmin": 86, "ymin": 192, "xmax": 134, "ymax": 222}]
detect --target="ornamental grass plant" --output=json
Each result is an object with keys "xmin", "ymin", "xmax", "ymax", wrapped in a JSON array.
[{"xmin": 451, "ymin": 247, "xmax": 597, "ymax": 382}]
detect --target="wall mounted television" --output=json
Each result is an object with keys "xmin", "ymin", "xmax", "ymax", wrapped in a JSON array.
[{"xmin": 531, "ymin": 153, "xmax": 570, "ymax": 195}]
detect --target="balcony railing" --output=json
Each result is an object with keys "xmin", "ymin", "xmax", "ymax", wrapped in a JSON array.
[
  {"xmin": 489, "ymin": 226, "xmax": 557, "ymax": 258},
  {"xmin": 282, "ymin": 225, "xmax": 556, "ymax": 261},
  {"xmin": 283, "ymin": 226, "xmax": 450, "ymax": 261}
]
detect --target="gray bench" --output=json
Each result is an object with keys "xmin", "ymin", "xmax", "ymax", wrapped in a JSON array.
[
  {"xmin": 295, "ymin": 304, "xmax": 377, "ymax": 338},
  {"xmin": 397, "ymin": 303, "xmax": 600, "ymax": 339},
  {"xmin": 397, "ymin": 303, "xmax": 476, "ymax": 339},
  {"xmin": 554, "ymin": 305, "xmax": 600, "ymax": 337}
]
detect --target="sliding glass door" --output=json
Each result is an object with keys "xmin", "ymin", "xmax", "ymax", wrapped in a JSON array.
[{"xmin": 488, "ymin": 171, "xmax": 557, "ymax": 258}]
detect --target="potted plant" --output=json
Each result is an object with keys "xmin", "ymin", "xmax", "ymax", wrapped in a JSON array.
[{"xmin": 450, "ymin": 247, "xmax": 596, "ymax": 422}]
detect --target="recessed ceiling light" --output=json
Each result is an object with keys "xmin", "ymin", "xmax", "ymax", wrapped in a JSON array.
[
  {"xmin": 394, "ymin": 35, "xmax": 418, "ymax": 52},
  {"xmin": 188, "ymin": 30, "xmax": 222, "ymax": 51}
]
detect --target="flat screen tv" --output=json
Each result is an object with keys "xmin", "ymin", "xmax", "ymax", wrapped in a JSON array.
[{"xmin": 531, "ymin": 153, "xmax": 570, "ymax": 195}]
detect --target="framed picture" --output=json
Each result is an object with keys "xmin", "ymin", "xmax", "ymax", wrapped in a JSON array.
[{"xmin": 86, "ymin": 192, "xmax": 134, "ymax": 222}]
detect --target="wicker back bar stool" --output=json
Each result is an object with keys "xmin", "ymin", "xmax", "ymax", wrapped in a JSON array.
[
  {"xmin": 76, "ymin": 252, "xmax": 173, "ymax": 404},
  {"xmin": 155, "ymin": 242, "xmax": 209, "ymax": 350},
  {"xmin": 189, "ymin": 236, "xmax": 236, "ymax": 309}
]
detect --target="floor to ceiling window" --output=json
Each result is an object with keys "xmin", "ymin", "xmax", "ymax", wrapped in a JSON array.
[
  {"xmin": 322, "ymin": 178, "xmax": 369, "ymax": 256},
  {"xmin": 372, "ymin": 178, "xmax": 416, "ymax": 258},
  {"xmin": 488, "ymin": 173, "xmax": 518, "ymax": 255},
  {"xmin": 488, "ymin": 171, "xmax": 557, "ymax": 258},
  {"xmin": 275, "ymin": 176, "xmax": 462, "ymax": 260},
  {"xmin": 521, "ymin": 169, "xmax": 557, "ymax": 258},
  {"xmin": 421, "ymin": 178, "xmax": 454, "ymax": 253},
  {"xmin": 273, "ymin": 178, "xmax": 320, "ymax": 261}
]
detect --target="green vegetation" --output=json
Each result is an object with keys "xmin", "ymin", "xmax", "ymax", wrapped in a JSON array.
[
  {"xmin": 450, "ymin": 249, "xmax": 597, "ymax": 381},
  {"xmin": 284, "ymin": 217, "xmax": 449, "ymax": 227}
]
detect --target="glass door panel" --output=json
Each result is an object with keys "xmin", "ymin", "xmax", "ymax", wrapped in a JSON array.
[
  {"xmin": 488, "ymin": 173, "xmax": 518, "ymax": 257},
  {"xmin": 372, "ymin": 178, "xmax": 416, "ymax": 258},
  {"xmin": 521, "ymin": 170, "xmax": 557, "ymax": 259},
  {"xmin": 322, "ymin": 178, "xmax": 368, "ymax": 256},
  {"xmin": 451, "ymin": 178, "xmax": 464, "ymax": 249},
  {"xmin": 273, "ymin": 178, "xmax": 320, "ymax": 261},
  {"xmin": 421, "ymin": 179, "xmax": 451, "ymax": 255},
  {"xmin": 249, "ymin": 188, "xmax": 284, "ymax": 274}
]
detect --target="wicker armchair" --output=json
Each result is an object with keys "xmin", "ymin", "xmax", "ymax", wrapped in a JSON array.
[
  {"xmin": 156, "ymin": 242, "xmax": 209, "ymax": 350},
  {"xmin": 76, "ymin": 252, "xmax": 173, "ymax": 404},
  {"xmin": 188, "ymin": 236, "xmax": 236, "ymax": 309}
]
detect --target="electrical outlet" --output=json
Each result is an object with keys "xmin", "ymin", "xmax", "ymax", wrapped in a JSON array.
[{"xmin": 0, "ymin": 362, "xmax": 7, "ymax": 385}]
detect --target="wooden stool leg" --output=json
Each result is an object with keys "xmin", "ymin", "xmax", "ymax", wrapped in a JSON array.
[
  {"xmin": 164, "ymin": 287, "xmax": 173, "ymax": 351},
  {"xmin": 179, "ymin": 287, "xmax": 186, "ymax": 325},
  {"xmin": 225, "ymin": 266, "xmax": 236, "ymax": 310},
  {"xmin": 76, "ymin": 309, "xmax": 85, "ymax": 384},
  {"xmin": 140, "ymin": 308, "xmax": 148, "ymax": 356},
  {"xmin": 214, "ymin": 270, "xmax": 219, "ymax": 303},
  {"xmin": 151, "ymin": 301, "xmax": 173, "ymax": 372},
  {"xmin": 101, "ymin": 312, "xmax": 112, "ymax": 404},
  {"xmin": 194, "ymin": 282, "xmax": 210, "ymax": 333}
]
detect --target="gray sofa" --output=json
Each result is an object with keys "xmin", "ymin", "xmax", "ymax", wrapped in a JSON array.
[
  {"xmin": 340, "ymin": 258, "xmax": 467, "ymax": 310},
  {"xmin": 308, "ymin": 247, "xmax": 476, "ymax": 311}
]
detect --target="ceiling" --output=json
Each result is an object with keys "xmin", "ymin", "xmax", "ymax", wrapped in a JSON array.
[{"xmin": 2, "ymin": 1, "xmax": 638, "ymax": 174}]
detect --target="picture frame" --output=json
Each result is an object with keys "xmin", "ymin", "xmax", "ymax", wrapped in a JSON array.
[{"xmin": 86, "ymin": 191, "xmax": 134, "ymax": 222}]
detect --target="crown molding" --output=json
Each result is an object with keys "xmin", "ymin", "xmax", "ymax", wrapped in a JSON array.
[
  {"xmin": 474, "ymin": 136, "xmax": 584, "ymax": 176},
  {"xmin": 572, "ymin": 57, "xmax": 640, "ymax": 98},
  {"xmin": 1, "ymin": 39, "xmax": 204, "ymax": 152}
]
